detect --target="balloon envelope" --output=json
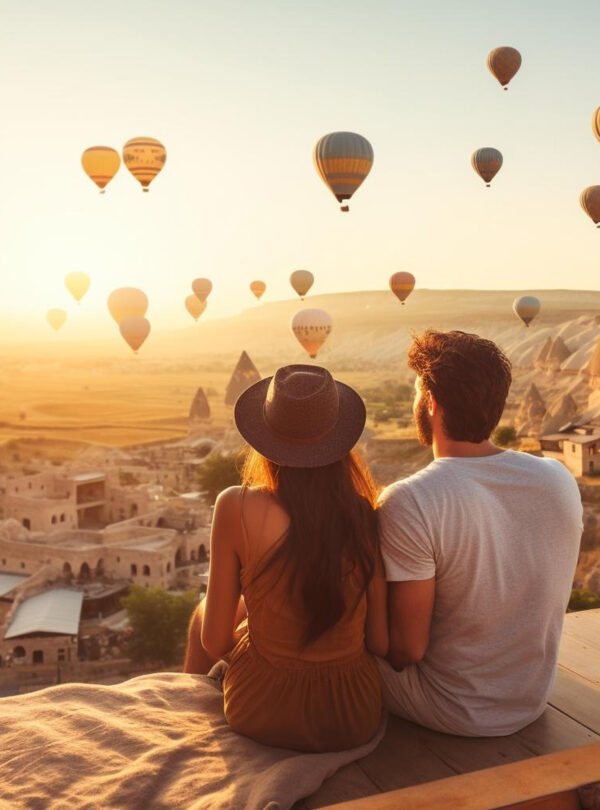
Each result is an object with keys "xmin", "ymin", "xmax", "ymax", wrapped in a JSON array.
[
  {"xmin": 122, "ymin": 137, "xmax": 166, "ymax": 192},
  {"xmin": 471, "ymin": 148, "xmax": 503, "ymax": 186},
  {"xmin": 107, "ymin": 288, "xmax": 148, "ymax": 323},
  {"xmin": 185, "ymin": 294, "xmax": 206, "ymax": 321},
  {"xmin": 47, "ymin": 309, "xmax": 66, "ymax": 331},
  {"xmin": 487, "ymin": 47, "xmax": 521, "ymax": 89},
  {"xmin": 313, "ymin": 132, "xmax": 373, "ymax": 211},
  {"xmin": 291, "ymin": 308, "xmax": 332, "ymax": 358},
  {"xmin": 250, "ymin": 280, "xmax": 266, "ymax": 300},
  {"xmin": 192, "ymin": 278, "xmax": 212, "ymax": 303},
  {"xmin": 81, "ymin": 146, "xmax": 121, "ymax": 193},
  {"xmin": 119, "ymin": 316, "xmax": 151, "ymax": 352},
  {"xmin": 592, "ymin": 108, "xmax": 600, "ymax": 144},
  {"xmin": 513, "ymin": 296, "xmax": 540, "ymax": 327},
  {"xmin": 389, "ymin": 272, "xmax": 415, "ymax": 305},
  {"xmin": 580, "ymin": 186, "xmax": 600, "ymax": 227},
  {"xmin": 290, "ymin": 270, "xmax": 314, "ymax": 299},
  {"xmin": 65, "ymin": 272, "xmax": 90, "ymax": 302}
]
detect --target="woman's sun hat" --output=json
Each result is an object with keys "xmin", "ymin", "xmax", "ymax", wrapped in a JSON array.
[{"xmin": 234, "ymin": 364, "xmax": 366, "ymax": 468}]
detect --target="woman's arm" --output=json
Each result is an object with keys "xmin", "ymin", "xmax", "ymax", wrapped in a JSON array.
[
  {"xmin": 201, "ymin": 487, "xmax": 243, "ymax": 660},
  {"xmin": 365, "ymin": 551, "xmax": 389, "ymax": 658}
]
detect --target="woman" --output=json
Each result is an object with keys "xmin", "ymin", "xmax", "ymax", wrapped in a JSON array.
[{"xmin": 183, "ymin": 364, "xmax": 388, "ymax": 752}]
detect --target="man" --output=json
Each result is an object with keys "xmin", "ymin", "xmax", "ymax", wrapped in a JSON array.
[{"xmin": 378, "ymin": 330, "xmax": 583, "ymax": 736}]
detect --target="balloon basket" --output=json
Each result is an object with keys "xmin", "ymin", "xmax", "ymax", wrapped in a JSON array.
[{"xmin": 340, "ymin": 205, "xmax": 349, "ymax": 212}]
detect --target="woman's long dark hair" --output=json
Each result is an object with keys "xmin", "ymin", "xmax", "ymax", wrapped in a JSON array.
[{"xmin": 241, "ymin": 449, "xmax": 379, "ymax": 645}]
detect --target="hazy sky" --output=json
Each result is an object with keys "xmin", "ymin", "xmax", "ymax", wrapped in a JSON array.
[{"xmin": 1, "ymin": 0, "xmax": 600, "ymax": 341}]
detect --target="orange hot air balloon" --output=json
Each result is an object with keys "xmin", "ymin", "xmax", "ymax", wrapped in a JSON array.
[
  {"xmin": 119, "ymin": 316, "xmax": 151, "ymax": 353},
  {"xmin": 313, "ymin": 132, "xmax": 373, "ymax": 212},
  {"xmin": 107, "ymin": 288, "xmax": 148, "ymax": 323},
  {"xmin": 81, "ymin": 146, "xmax": 121, "ymax": 193},
  {"xmin": 290, "ymin": 270, "xmax": 314, "ymax": 300},
  {"xmin": 122, "ymin": 137, "xmax": 166, "ymax": 192},
  {"xmin": 250, "ymin": 280, "xmax": 266, "ymax": 300},
  {"xmin": 389, "ymin": 272, "xmax": 415, "ymax": 305},
  {"xmin": 65, "ymin": 272, "xmax": 90, "ymax": 303},
  {"xmin": 47, "ymin": 309, "xmax": 67, "ymax": 331},
  {"xmin": 580, "ymin": 186, "xmax": 600, "ymax": 227},
  {"xmin": 471, "ymin": 148, "xmax": 503, "ymax": 187},
  {"xmin": 185, "ymin": 294, "xmax": 206, "ymax": 321},
  {"xmin": 291, "ymin": 308, "xmax": 332, "ymax": 358},
  {"xmin": 592, "ymin": 108, "xmax": 600, "ymax": 143},
  {"xmin": 192, "ymin": 278, "xmax": 212, "ymax": 303},
  {"xmin": 487, "ymin": 47, "xmax": 522, "ymax": 90}
]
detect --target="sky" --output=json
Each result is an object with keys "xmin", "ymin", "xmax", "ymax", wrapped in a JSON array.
[{"xmin": 1, "ymin": 0, "xmax": 600, "ymax": 341}]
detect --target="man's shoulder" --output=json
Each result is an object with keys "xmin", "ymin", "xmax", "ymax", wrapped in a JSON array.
[{"xmin": 378, "ymin": 462, "xmax": 441, "ymax": 510}]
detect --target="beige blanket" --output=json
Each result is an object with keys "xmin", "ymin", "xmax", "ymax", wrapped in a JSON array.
[{"xmin": 0, "ymin": 671, "xmax": 385, "ymax": 810}]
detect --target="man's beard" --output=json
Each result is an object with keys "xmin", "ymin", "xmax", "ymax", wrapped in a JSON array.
[{"xmin": 415, "ymin": 395, "xmax": 433, "ymax": 446}]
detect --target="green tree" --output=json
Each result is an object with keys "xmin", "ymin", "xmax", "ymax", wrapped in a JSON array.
[
  {"xmin": 492, "ymin": 425, "xmax": 517, "ymax": 447},
  {"xmin": 120, "ymin": 586, "xmax": 197, "ymax": 665},
  {"xmin": 568, "ymin": 588, "xmax": 600, "ymax": 612},
  {"xmin": 197, "ymin": 451, "xmax": 242, "ymax": 504}
]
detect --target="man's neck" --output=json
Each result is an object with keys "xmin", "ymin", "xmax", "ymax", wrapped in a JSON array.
[{"xmin": 432, "ymin": 437, "xmax": 505, "ymax": 459}]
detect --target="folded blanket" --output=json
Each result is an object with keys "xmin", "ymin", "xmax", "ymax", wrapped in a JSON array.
[{"xmin": 0, "ymin": 671, "xmax": 385, "ymax": 810}]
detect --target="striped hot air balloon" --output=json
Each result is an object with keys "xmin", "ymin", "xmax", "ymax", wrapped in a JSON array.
[
  {"xmin": 487, "ymin": 47, "xmax": 521, "ymax": 90},
  {"xmin": 313, "ymin": 132, "xmax": 373, "ymax": 212},
  {"xmin": 81, "ymin": 146, "xmax": 121, "ymax": 193},
  {"xmin": 471, "ymin": 148, "xmax": 503, "ymax": 187},
  {"xmin": 122, "ymin": 137, "xmax": 166, "ymax": 192},
  {"xmin": 291, "ymin": 308, "xmax": 332, "ymax": 358},
  {"xmin": 389, "ymin": 272, "xmax": 415, "ymax": 305},
  {"xmin": 580, "ymin": 186, "xmax": 600, "ymax": 227}
]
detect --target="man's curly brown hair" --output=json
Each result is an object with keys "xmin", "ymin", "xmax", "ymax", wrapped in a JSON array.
[{"xmin": 408, "ymin": 330, "xmax": 512, "ymax": 443}]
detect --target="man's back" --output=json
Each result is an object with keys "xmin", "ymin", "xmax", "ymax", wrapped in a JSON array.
[{"xmin": 379, "ymin": 449, "xmax": 583, "ymax": 736}]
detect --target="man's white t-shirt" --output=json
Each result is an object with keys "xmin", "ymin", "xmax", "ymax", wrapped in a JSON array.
[{"xmin": 378, "ymin": 450, "xmax": 583, "ymax": 736}]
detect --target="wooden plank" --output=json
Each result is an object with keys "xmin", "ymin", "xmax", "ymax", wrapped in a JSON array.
[
  {"xmin": 320, "ymin": 742, "xmax": 600, "ymax": 810},
  {"xmin": 502, "ymin": 791, "xmax": 579, "ymax": 810},
  {"xmin": 561, "ymin": 611, "xmax": 600, "ymax": 653},
  {"xmin": 558, "ymin": 635, "xmax": 600, "ymax": 685},
  {"xmin": 304, "ymin": 762, "xmax": 380, "ymax": 810},
  {"xmin": 549, "ymin": 667, "xmax": 600, "ymax": 734}
]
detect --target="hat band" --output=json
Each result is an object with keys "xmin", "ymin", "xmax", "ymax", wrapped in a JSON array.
[{"xmin": 262, "ymin": 403, "xmax": 338, "ymax": 445}]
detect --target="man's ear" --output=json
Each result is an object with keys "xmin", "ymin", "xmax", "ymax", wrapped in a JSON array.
[{"xmin": 427, "ymin": 391, "xmax": 437, "ymax": 417}]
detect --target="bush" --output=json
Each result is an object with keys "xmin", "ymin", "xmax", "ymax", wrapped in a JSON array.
[
  {"xmin": 120, "ymin": 586, "xmax": 197, "ymax": 665},
  {"xmin": 492, "ymin": 425, "xmax": 517, "ymax": 447},
  {"xmin": 568, "ymin": 588, "xmax": 600, "ymax": 612},
  {"xmin": 197, "ymin": 451, "xmax": 242, "ymax": 503}
]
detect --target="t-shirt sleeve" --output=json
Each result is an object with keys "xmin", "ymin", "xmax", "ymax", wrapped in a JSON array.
[{"xmin": 378, "ymin": 484, "xmax": 436, "ymax": 582}]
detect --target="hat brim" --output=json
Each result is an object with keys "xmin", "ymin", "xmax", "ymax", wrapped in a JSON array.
[{"xmin": 234, "ymin": 376, "xmax": 367, "ymax": 468}]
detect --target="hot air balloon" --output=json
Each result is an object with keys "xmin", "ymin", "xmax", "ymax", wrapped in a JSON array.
[
  {"xmin": 250, "ymin": 280, "xmax": 266, "ymax": 300},
  {"xmin": 185, "ymin": 294, "xmax": 206, "ymax": 321},
  {"xmin": 119, "ymin": 316, "xmax": 151, "ymax": 353},
  {"xmin": 313, "ymin": 132, "xmax": 373, "ymax": 211},
  {"xmin": 47, "ymin": 309, "xmax": 66, "ymax": 332},
  {"xmin": 81, "ymin": 146, "xmax": 121, "ymax": 193},
  {"xmin": 487, "ymin": 47, "xmax": 521, "ymax": 90},
  {"xmin": 389, "ymin": 272, "xmax": 415, "ymax": 305},
  {"xmin": 291, "ymin": 309, "xmax": 332, "ymax": 358},
  {"xmin": 580, "ymin": 186, "xmax": 600, "ymax": 227},
  {"xmin": 122, "ymin": 137, "xmax": 166, "ymax": 192},
  {"xmin": 290, "ymin": 270, "xmax": 314, "ymax": 300},
  {"xmin": 107, "ymin": 288, "xmax": 148, "ymax": 323},
  {"xmin": 471, "ymin": 148, "xmax": 503, "ymax": 187},
  {"xmin": 513, "ymin": 296, "xmax": 540, "ymax": 327},
  {"xmin": 65, "ymin": 272, "xmax": 90, "ymax": 303},
  {"xmin": 592, "ymin": 108, "xmax": 600, "ymax": 144},
  {"xmin": 192, "ymin": 278, "xmax": 212, "ymax": 303}
]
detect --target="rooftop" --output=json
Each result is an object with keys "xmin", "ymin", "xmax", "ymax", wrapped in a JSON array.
[
  {"xmin": 0, "ymin": 573, "xmax": 29, "ymax": 598},
  {"xmin": 4, "ymin": 589, "xmax": 83, "ymax": 639},
  {"xmin": 67, "ymin": 473, "xmax": 105, "ymax": 484},
  {"xmin": 541, "ymin": 432, "xmax": 600, "ymax": 445}
]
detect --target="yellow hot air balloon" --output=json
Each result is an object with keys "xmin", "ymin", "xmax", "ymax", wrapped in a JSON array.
[
  {"xmin": 119, "ymin": 316, "xmax": 151, "ymax": 353},
  {"xmin": 487, "ymin": 47, "xmax": 522, "ymax": 90},
  {"xmin": 65, "ymin": 272, "xmax": 90, "ymax": 303},
  {"xmin": 81, "ymin": 146, "xmax": 121, "ymax": 193},
  {"xmin": 122, "ymin": 137, "xmax": 166, "ymax": 192},
  {"xmin": 389, "ymin": 272, "xmax": 415, "ymax": 305},
  {"xmin": 47, "ymin": 309, "xmax": 66, "ymax": 331},
  {"xmin": 192, "ymin": 278, "xmax": 212, "ymax": 303},
  {"xmin": 513, "ymin": 296, "xmax": 540, "ymax": 327},
  {"xmin": 290, "ymin": 270, "xmax": 314, "ymax": 300},
  {"xmin": 250, "ymin": 280, "xmax": 266, "ymax": 300},
  {"xmin": 185, "ymin": 294, "xmax": 206, "ymax": 321},
  {"xmin": 592, "ymin": 108, "xmax": 600, "ymax": 144},
  {"xmin": 580, "ymin": 186, "xmax": 600, "ymax": 227},
  {"xmin": 107, "ymin": 288, "xmax": 149, "ymax": 323},
  {"xmin": 471, "ymin": 148, "xmax": 503, "ymax": 187},
  {"xmin": 291, "ymin": 309, "xmax": 332, "ymax": 359},
  {"xmin": 313, "ymin": 132, "xmax": 373, "ymax": 212}
]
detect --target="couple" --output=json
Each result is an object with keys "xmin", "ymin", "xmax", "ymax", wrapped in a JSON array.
[{"xmin": 184, "ymin": 329, "xmax": 583, "ymax": 752}]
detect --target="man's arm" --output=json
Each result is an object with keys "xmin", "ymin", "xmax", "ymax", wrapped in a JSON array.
[{"xmin": 387, "ymin": 577, "xmax": 435, "ymax": 670}]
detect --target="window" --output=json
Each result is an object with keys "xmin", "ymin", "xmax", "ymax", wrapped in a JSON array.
[
  {"xmin": 33, "ymin": 650, "xmax": 44, "ymax": 664},
  {"xmin": 1, "ymin": 558, "xmax": 5, "ymax": 566},
  {"xmin": 58, "ymin": 649, "xmax": 66, "ymax": 662},
  {"xmin": 13, "ymin": 646, "xmax": 26, "ymax": 660},
  {"xmin": 28, "ymin": 482, "xmax": 32, "ymax": 489},
  {"xmin": 143, "ymin": 565, "xmax": 150, "ymax": 576},
  {"xmin": 572, "ymin": 445, "xmax": 576, "ymax": 453},
  {"xmin": 51, "ymin": 515, "xmax": 57, "ymax": 524},
  {"xmin": 60, "ymin": 513, "xmax": 65, "ymax": 522},
  {"xmin": 131, "ymin": 563, "xmax": 137, "ymax": 576},
  {"xmin": 117, "ymin": 556, "xmax": 120, "ymax": 563},
  {"xmin": 20, "ymin": 562, "xmax": 25, "ymax": 569},
  {"xmin": 166, "ymin": 562, "xmax": 171, "ymax": 572}
]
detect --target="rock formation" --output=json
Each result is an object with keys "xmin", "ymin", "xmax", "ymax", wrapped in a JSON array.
[
  {"xmin": 539, "ymin": 393, "xmax": 578, "ymax": 435},
  {"xmin": 224, "ymin": 351, "xmax": 261, "ymax": 406},
  {"xmin": 189, "ymin": 387, "xmax": 210, "ymax": 422}
]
